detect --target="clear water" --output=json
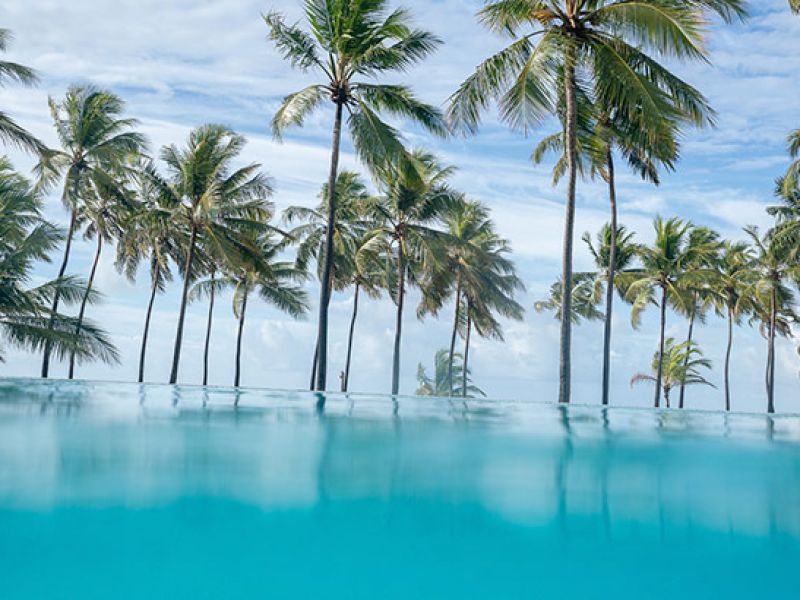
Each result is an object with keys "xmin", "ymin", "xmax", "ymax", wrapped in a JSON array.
[{"xmin": 1, "ymin": 379, "xmax": 799, "ymax": 599}]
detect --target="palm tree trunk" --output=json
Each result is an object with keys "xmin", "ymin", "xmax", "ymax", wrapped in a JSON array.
[
  {"xmin": 678, "ymin": 298, "xmax": 697, "ymax": 410},
  {"xmin": 314, "ymin": 100, "xmax": 345, "ymax": 392},
  {"xmin": 234, "ymin": 285, "xmax": 249, "ymax": 388},
  {"xmin": 391, "ymin": 242, "xmax": 406, "ymax": 396},
  {"xmin": 67, "ymin": 233, "xmax": 102, "ymax": 380},
  {"xmin": 724, "ymin": 305, "xmax": 733, "ymax": 412},
  {"xmin": 169, "ymin": 223, "xmax": 198, "ymax": 384},
  {"xmin": 767, "ymin": 288, "xmax": 777, "ymax": 414},
  {"xmin": 462, "ymin": 305, "xmax": 472, "ymax": 398},
  {"xmin": 342, "ymin": 282, "xmax": 360, "ymax": 393},
  {"xmin": 558, "ymin": 49, "xmax": 579, "ymax": 405},
  {"xmin": 602, "ymin": 148, "xmax": 617, "ymax": 406},
  {"xmin": 41, "ymin": 211, "xmax": 77, "ymax": 378},
  {"xmin": 138, "ymin": 275, "xmax": 159, "ymax": 383},
  {"xmin": 202, "ymin": 270, "xmax": 216, "ymax": 386},
  {"xmin": 655, "ymin": 285, "xmax": 668, "ymax": 409},
  {"xmin": 310, "ymin": 340, "xmax": 318, "ymax": 391},
  {"xmin": 447, "ymin": 279, "xmax": 462, "ymax": 397}
]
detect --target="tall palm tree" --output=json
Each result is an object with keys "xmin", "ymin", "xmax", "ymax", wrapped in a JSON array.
[
  {"xmin": 141, "ymin": 125, "xmax": 274, "ymax": 384},
  {"xmin": 621, "ymin": 217, "xmax": 718, "ymax": 408},
  {"xmin": 265, "ymin": 0, "xmax": 447, "ymax": 392},
  {"xmin": 36, "ymin": 85, "xmax": 146, "ymax": 378},
  {"xmin": 745, "ymin": 226, "xmax": 800, "ymax": 414},
  {"xmin": 415, "ymin": 349, "xmax": 485, "ymax": 398},
  {"xmin": 448, "ymin": 0, "xmax": 745, "ymax": 404},
  {"xmin": 0, "ymin": 28, "xmax": 43, "ymax": 153},
  {"xmin": 711, "ymin": 241, "xmax": 756, "ymax": 411},
  {"xmin": 67, "ymin": 178, "xmax": 136, "ymax": 379},
  {"xmin": 115, "ymin": 171, "xmax": 180, "ymax": 383},
  {"xmin": 364, "ymin": 150, "xmax": 457, "ymax": 395},
  {"xmin": 0, "ymin": 157, "xmax": 117, "ymax": 364},
  {"xmin": 284, "ymin": 170, "xmax": 371, "ymax": 387},
  {"xmin": 631, "ymin": 338, "xmax": 714, "ymax": 408},
  {"xmin": 216, "ymin": 233, "xmax": 308, "ymax": 387}
]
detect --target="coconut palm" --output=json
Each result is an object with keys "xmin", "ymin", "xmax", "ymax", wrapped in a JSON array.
[
  {"xmin": 631, "ymin": 338, "xmax": 714, "ymax": 408},
  {"xmin": 745, "ymin": 226, "xmax": 800, "ymax": 413},
  {"xmin": 534, "ymin": 272, "xmax": 604, "ymax": 324},
  {"xmin": 363, "ymin": 150, "xmax": 457, "ymax": 395},
  {"xmin": 265, "ymin": 0, "xmax": 448, "ymax": 392},
  {"xmin": 36, "ymin": 85, "xmax": 146, "ymax": 378},
  {"xmin": 67, "ymin": 177, "xmax": 137, "ymax": 379},
  {"xmin": 448, "ymin": 0, "xmax": 745, "ymax": 404},
  {"xmin": 141, "ymin": 125, "xmax": 274, "ymax": 384},
  {"xmin": 284, "ymin": 170, "xmax": 372, "ymax": 387},
  {"xmin": 621, "ymin": 217, "xmax": 719, "ymax": 408},
  {"xmin": 0, "ymin": 29, "xmax": 44, "ymax": 153},
  {"xmin": 420, "ymin": 197, "xmax": 524, "ymax": 396},
  {"xmin": 415, "ymin": 349, "xmax": 485, "ymax": 398},
  {"xmin": 0, "ymin": 158, "xmax": 117, "ymax": 364},
  {"xmin": 711, "ymin": 241, "xmax": 756, "ymax": 411},
  {"xmin": 779, "ymin": 129, "xmax": 800, "ymax": 200}
]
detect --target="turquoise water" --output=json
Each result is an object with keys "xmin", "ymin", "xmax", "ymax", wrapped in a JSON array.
[{"xmin": 1, "ymin": 379, "xmax": 799, "ymax": 599}]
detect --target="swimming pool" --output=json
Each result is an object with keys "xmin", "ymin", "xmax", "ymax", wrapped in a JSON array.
[{"xmin": 1, "ymin": 378, "xmax": 798, "ymax": 599}]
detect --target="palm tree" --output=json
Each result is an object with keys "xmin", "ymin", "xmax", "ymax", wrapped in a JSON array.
[
  {"xmin": 219, "ymin": 233, "xmax": 308, "ymax": 387},
  {"xmin": 36, "ymin": 85, "xmax": 146, "ymax": 378},
  {"xmin": 363, "ymin": 150, "xmax": 457, "ymax": 395},
  {"xmin": 791, "ymin": 0, "xmax": 800, "ymax": 15},
  {"xmin": 68, "ymin": 177, "xmax": 136, "ymax": 379},
  {"xmin": 0, "ymin": 157, "xmax": 117, "ymax": 364},
  {"xmin": 711, "ymin": 241, "xmax": 756, "ymax": 411},
  {"xmin": 141, "ymin": 125, "xmax": 274, "ymax": 384},
  {"xmin": 621, "ymin": 217, "xmax": 718, "ymax": 408},
  {"xmin": 265, "ymin": 0, "xmax": 447, "ymax": 392},
  {"xmin": 421, "ymin": 197, "xmax": 523, "ymax": 396},
  {"xmin": 115, "ymin": 172, "xmax": 180, "ymax": 383},
  {"xmin": 415, "ymin": 349, "xmax": 485, "ymax": 398},
  {"xmin": 745, "ymin": 226, "xmax": 800, "ymax": 413},
  {"xmin": 284, "ymin": 170, "xmax": 371, "ymax": 387},
  {"xmin": 780, "ymin": 129, "xmax": 800, "ymax": 199},
  {"xmin": 0, "ymin": 28, "xmax": 43, "ymax": 153},
  {"xmin": 534, "ymin": 272, "xmax": 604, "ymax": 324},
  {"xmin": 448, "ymin": 0, "xmax": 745, "ymax": 404},
  {"xmin": 631, "ymin": 338, "xmax": 714, "ymax": 408}
]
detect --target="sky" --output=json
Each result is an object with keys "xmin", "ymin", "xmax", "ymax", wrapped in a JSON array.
[{"xmin": 1, "ymin": 0, "xmax": 799, "ymax": 413}]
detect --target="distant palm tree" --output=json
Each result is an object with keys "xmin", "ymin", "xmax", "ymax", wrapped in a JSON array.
[
  {"xmin": 0, "ymin": 158, "xmax": 117, "ymax": 364},
  {"xmin": 364, "ymin": 150, "xmax": 458, "ymax": 395},
  {"xmin": 265, "ymin": 0, "xmax": 447, "ymax": 392},
  {"xmin": 416, "ymin": 349, "xmax": 485, "ymax": 398},
  {"xmin": 780, "ymin": 129, "xmax": 800, "ymax": 199},
  {"xmin": 141, "ymin": 124, "xmax": 274, "ymax": 384},
  {"xmin": 448, "ymin": 0, "xmax": 745, "ymax": 404},
  {"xmin": 36, "ymin": 85, "xmax": 146, "ymax": 377},
  {"xmin": 711, "ymin": 241, "xmax": 756, "ymax": 411},
  {"xmin": 745, "ymin": 226, "xmax": 800, "ymax": 413},
  {"xmin": 0, "ymin": 28, "xmax": 43, "ymax": 153},
  {"xmin": 534, "ymin": 272, "xmax": 604, "ymax": 324},
  {"xmin": 631, "ymin": 338, "xmax": 714, "ymax": 408},
  {"xmin": 621, "ymin": 217, "xmax": 719, "ymax": 408},
  {"xmin": 116, "ymin": 170, "xmax": 180, "ymax": 383}
]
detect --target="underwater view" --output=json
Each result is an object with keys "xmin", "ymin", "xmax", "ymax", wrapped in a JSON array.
[{"xmin": 1, "ymin": 379, "xmax": 798, "ymax": 599}]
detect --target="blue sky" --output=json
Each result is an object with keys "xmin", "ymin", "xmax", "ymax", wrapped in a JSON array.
[{"xmin": 1, "ymin": 0, "xmax": 799, "ymax": 412}]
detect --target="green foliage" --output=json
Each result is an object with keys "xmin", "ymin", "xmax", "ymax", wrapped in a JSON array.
[
  {"xmin": 0, "ymin": 28, "xmax": 43, "ymax": 153},
  {"xmin": 416, "ymin": 349, "xmax": 485, "ymax": 398},
  {"xmin": 631, "ymin": 338, "xmax": 714, "ymax": 401}
]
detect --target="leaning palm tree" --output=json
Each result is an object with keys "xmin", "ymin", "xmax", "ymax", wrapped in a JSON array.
[
  {"xmin": 141, "ymin": 125, "xmax": 274, "ymax": 384},
  {"xmin": 631, "ymin": 338, "xmax": 714, "ymax": 408},
  {"xmin": 415, "ymin": 349, "xmax": 485, "ymax": 398},
  {"xmin": 745, "ymin": 226, "xmax": 800, "ymax": 413},
  {"xmin": 265, "ymin": 0, "xmax": 448, "ymax": 392},
  {"xmin": 448, "ymin": 0, "xmax": 746, "ymax": 404},
  {"xmin": 363, "ymin": 150, "xmax": 458, "ymax": 395},
  {"xmin": 221, "ymin": 232, "xmax": 308, "ymax": 387},
  {"xmin": 711, "ymin": 241, "xmax": 756, "ymax": 411},
  {"xmin": 0, "ymin": 158, "xmax": 117, "ymax": 364},
  {"xmin": 36, "ymin": 85, "xmax": 146, "ymax": 378},
  {"xmin": 621, "ymin": 217, "xmax": 718, "ymax": 408},
  {"xmin": 0, "ymin": 28, "xmax": 43, "ymax": 153}
]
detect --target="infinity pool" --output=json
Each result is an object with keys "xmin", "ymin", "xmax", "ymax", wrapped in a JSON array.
[{"xmin": 1, "ymin": 378, "xmax": 798, "ymax": 599}]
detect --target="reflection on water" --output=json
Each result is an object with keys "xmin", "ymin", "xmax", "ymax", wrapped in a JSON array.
[{"xmin": 0, "ymin": 378, "xmax": 799, "ymax": 598}]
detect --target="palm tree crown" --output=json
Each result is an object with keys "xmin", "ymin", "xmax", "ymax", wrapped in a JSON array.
[{"xmin": 0, "ymin": 28, "xmax": 43, "ymax": 153}]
